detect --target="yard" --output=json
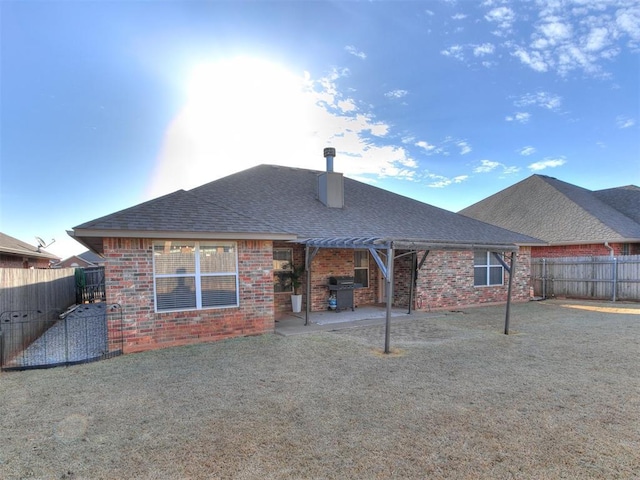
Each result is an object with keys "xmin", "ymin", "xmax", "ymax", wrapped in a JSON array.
[{"xmin": 0, "ymin": 300, "xmax": 638, "ymax": 479}]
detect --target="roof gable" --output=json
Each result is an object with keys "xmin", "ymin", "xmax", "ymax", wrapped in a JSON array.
[{"xmin": 459, "ymin": 175, "xmax": 640, "ymax": 243}]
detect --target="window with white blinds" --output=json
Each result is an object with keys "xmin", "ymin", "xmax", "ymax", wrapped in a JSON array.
[{"xmin": 153, "ymin": 241, "xmax": 239, "ymax": 312}]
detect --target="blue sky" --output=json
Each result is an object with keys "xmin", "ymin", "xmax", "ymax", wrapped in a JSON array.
[{"xmin": 2, "ymin": 0, "xmax": 639, "ymax": 260}]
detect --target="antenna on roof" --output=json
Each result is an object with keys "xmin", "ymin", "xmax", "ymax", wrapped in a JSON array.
[{"xmin": 35, "ymin": 236, "xmax": 55, "ymax": 252}]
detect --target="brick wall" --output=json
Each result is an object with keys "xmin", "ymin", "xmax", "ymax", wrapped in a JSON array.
[
  {"xmin": 532, "ymin": 243, "xmax": 639, "ymax": 258},
  {"xmin": 274, "ymin": 245, "xmax": 532, "ymax": 314},
  {"xmin": 414, "ymin": 249, "xmax": 532, "ymax": 311},
  {"xmin": 0, "ymin": 254, "xmax": 52, "ymax": 269},
  {"xmin": 103, "ymin": 238, "xmax": 274, "ymax": 353}
]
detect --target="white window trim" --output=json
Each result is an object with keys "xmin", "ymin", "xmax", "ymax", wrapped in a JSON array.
[
  {"xmin": 354, "ymin": 250, "xmax": 370, "ymax": 288},
  {"xmin": 273, "ymin": 247, "xmax": 293, "ymax": 294},
  {"xmin": 474, "ymin": 251, "xmax": 504, "ymax": 287},
  {"xmin": 152, "ymin": 241, "xmax": 239, "ymax": 313}
]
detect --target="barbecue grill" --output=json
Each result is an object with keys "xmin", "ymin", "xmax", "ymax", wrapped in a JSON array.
[{"xmin": 328, "ymin": 276, "xmax": 363, "ymax": 311}]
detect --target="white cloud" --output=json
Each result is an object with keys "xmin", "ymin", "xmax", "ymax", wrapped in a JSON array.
[
  {"xmin": 519, "ymin": 146, "xmax": 536, "ymax": 156},
  {"xmin": 616, "ymin": 115, "xmax": 636, "ymax": 128},
  {"xmin": 474, "ymin": 159, "xmax": 519, "ymax": 175},
  {"xmin": 528, "ymin": 157, "xmax": 567, "ymax": 171},
  {"xmin": 485, "ymin": 6, "xmax": 516, "ymax": 32},
  {"xmin": 473, "ymin": 43, "xmax": 495, "ymax": 56},
  {"xmin": 457, "ymin": 140, "xmax": 472, "ymax": 155},
  {"xmin": 345, "ymin": 45, "xmax": 367, "ymax": 60},
  {"xmin": 506, "ymin": 112, "xmax": 531, "ymax": 123},
  {"xmin": 415, "ymin": 140, "xmax": 436, "ymax": 152},
  {"xmin": 521, "ymin": 3, "xmax": 639, "ymax": 76},
  {"xmin": 474, "ymin": 160, "xmax": 501, "ymax": 173},
  {"xmin": 385, "ymin": 89, "xmax": 408, "ymax": 99},
  {"xmin": 441, "ymin": 45, "xmax": 465, "ymax": 60},
  {"xmin": 452, "ymin": 13, "xmax": 467, "ymax": 20},
  {"xmin": 425, "ymin": 173, "xmax": 468, "ymax": 188},
  {"xmin": 616, "ymin": 6, "xmax": 640, "ymax": 42},
  {"xmin": 512, "ymin": 47, "xmax": 549, "ymax": 72},
  {"xmin": 514, "ymin": 91, "xmax": 562, "ymax": 110},
  {"xmin": 147, "ymin": 57, "xmax": 419, "ymax": 199}
]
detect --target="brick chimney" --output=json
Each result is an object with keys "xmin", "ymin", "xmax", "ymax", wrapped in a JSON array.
[{"xmin": 318, "ymin": 147, "xmax": 344, "ymax": 208}]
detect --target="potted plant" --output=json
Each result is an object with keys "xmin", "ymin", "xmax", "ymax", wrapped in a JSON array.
[{"xmin": 287, "ymin": 263, "xmax": 305, "ymax": 313}]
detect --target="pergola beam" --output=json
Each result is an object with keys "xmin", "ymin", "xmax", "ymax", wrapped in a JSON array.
[{"xmin": 299, "ymin": 236, "xmax": 520, "ymax": 352}]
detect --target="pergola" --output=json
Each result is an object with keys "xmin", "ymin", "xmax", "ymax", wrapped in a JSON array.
[{"xmin": 298, "ymin": 237, "xmax": 518, "ymax": 354}]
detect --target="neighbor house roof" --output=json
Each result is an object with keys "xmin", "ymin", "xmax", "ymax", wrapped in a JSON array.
[
  {"xmin": 71, "ymin": 164, "xmax": 544, "ymax": 254},
  {"xmin": 459, "ymin": 175, "xmax": 640, "ymax": 245},
  {"xmin": 594, "ymin": 185, "xmax": 640, "ymax": 224},
  {"xmin": 54, "ymin": 250, "xmax": 105, "ymax": 268},
  {"xmin": 0, "ymin": 232, "xmax": 59, "ymax": 261}
]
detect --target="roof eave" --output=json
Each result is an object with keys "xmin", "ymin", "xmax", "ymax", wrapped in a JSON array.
[{"xmin": 69, "ymin": 228, "xmax": 298, "ymax": 242}]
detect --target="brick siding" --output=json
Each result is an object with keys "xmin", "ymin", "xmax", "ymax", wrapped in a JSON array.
[
  {"xmin": 103, "ymin": 238, "xmax": 274, "ymax": 353},
  {"xmin": 415, "ymin": 249, "xmax": 532, "ymax": 311},
  {"xmin": 104, "ymin": 238, "xmax": 532, "ymax": 353},
  {"xmin": 275, "ymin": 244, "xmax": 532, "ymax": 314},
  {"xmin": 0, "ymin": 254, "xmax": 52, "ymax": 269},
  {"xmin": 532, "ymin": 243, "xmax": 639, "ymax": 258}
]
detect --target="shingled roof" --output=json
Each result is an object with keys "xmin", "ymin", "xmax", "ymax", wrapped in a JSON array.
[
  {"xmin": 71, "ymin": 164, "xmax": 543, "ymax": 253},
  {"xmin": 0, "ymin": 232, "xmax": 59, "ymax": 261},
  {"xmin": 459, "ymin": 175, "xmax": 640, "ymax": 244}
]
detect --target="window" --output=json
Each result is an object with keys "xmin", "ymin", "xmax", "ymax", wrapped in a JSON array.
[
  {"xmin": 273, "ymin": 248, "xmax": 293, "ymax": 293},
  {"xmin": 354, "ymin": 250, "xmax": 369, "ymax": 287},
  {"xmin": 474, "ymin": 251, "xmax": 504, "ymax": 286},
  {"xmin": 153, "ymin": 241, "xmax": 238, "ymax": 312}
]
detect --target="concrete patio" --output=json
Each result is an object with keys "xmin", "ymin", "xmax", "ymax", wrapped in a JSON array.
[{"xmin": 274, "ymin": 305, "xmax": 440, "ymax": 336}]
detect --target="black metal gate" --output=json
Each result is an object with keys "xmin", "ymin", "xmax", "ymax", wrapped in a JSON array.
[{"xmin": 0, "ymin": 303, "xmax": 123, "ymax": 371}]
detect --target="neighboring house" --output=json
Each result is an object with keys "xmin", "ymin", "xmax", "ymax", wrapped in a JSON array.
[
  {"xmin": 69, "ymin": 150, "xmax": 543, "ymax": 353},
  {"xmin": 0, "ymin": 232, "xmax": 59, "ymax": 268},
  {"xmin": 459, "ymin": 175, "xmax": 640, "ymax": 258},
  {"xmin": 54, "ymin": 250, "xmax": 105, "ymax": 269}
]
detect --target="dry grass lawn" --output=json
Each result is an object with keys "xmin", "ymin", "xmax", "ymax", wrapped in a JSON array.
[{"xmin": 1, "ymin": 299, "xmax": 638, "ymax": 479}]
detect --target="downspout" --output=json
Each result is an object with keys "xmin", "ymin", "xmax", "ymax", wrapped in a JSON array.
[{"xmin": 604, "ymin": 242, "xmax": 614, "ymax": 257}]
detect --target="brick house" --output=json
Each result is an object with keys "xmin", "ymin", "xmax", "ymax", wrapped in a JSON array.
[
  {"xmin": 0, "ymin": 232, "xmax": 59, "ymax": 268},
  {"xmin": 54, "ymin": 250, "xmax": 105, "ymax": 269},
  {"xmin": 459, "ymin": 175, "xmax": 640, "ymax": 258},
  {"xmin": 70, "ymin": 150, "xmax": 542, "ymax": 353}
]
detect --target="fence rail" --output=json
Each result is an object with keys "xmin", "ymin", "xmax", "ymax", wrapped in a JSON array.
[{"xmin": 532, "ymin": 255, "xmax": 640, "ymax": 301}]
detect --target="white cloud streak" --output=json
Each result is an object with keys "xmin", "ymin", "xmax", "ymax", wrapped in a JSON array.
[
  {"xmin": 528, "ymin": 157, "xmax": 567, "ymax": 171},
  {"xmin": 345, "ymin": 45, "xmax": 367, "ymax": 60}
]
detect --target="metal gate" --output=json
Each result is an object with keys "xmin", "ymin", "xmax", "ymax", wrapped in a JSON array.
[{"xmin": 0, "ymin": 303, "xmax": 123, "ymax": 371}]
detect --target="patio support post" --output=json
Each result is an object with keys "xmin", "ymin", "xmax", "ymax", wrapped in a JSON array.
[
  {"xmin": 384, "ymin": 245, "xmax": 394, "ymax": 354},
  {"xmin": 305, "ymin": 244, "xmax": 311, "ymax": 326},
  {"xmin": 408, "ymin": 252, "xmax": 416, "ymax": 314},
  {"xmin": 504, "ymin": 251, "xmax": 516, "ymax": 335}
]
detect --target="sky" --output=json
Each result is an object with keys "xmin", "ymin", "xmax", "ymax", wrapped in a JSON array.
[{"xmin": 1, "ymin": 0, "xmax": 639, "ymax": 260}]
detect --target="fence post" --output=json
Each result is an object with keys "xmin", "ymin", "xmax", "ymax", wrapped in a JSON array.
[
  {"xmin": 544, "ymin": 258, "xmax": 547, "ymax": 299},
  {"xmin": 612, "ymin": 257, "xmax": 618, "ymax": 302}
]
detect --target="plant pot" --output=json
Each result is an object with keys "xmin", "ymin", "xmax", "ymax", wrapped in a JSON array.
[{"xmin": 291, "ymin": 294, "xmax": 302, "ymax": 313}]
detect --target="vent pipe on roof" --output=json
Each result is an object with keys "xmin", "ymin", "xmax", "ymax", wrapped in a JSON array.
[
  {"xmin": 324, "ymin": 147, "xmax": 336, "ymax": 173},
  {"xmin": 318, "ymin": 147, "xmax": 344, "ymax": 208}
]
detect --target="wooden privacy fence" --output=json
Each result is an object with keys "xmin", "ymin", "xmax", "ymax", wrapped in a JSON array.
[
  {"xmin": 1, "ymin": 268, "xmax": 76, "ymax": 364},
  {"xmin": 531, "ymin": 255, "xmax": 640, "ymax": 301}
]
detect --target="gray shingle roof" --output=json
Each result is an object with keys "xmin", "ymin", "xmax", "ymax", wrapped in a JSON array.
[
  {"xmin": 594, "ymin": 185, "xmax": 640, "ymax": 224},
  {"xmin": 459, "ymin": 175, "xmax": 640, "ymax": 244},
  {"xmin": 72, "ymin": 164, "xmax": 543, "ymax": 253},
  {"xmin": 188, "ymin": 165, "xmax": 542, "ymax": 244},
  {"xmin": 0, "ymin": 232, "xmax": 59, "ymax": 260}
]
